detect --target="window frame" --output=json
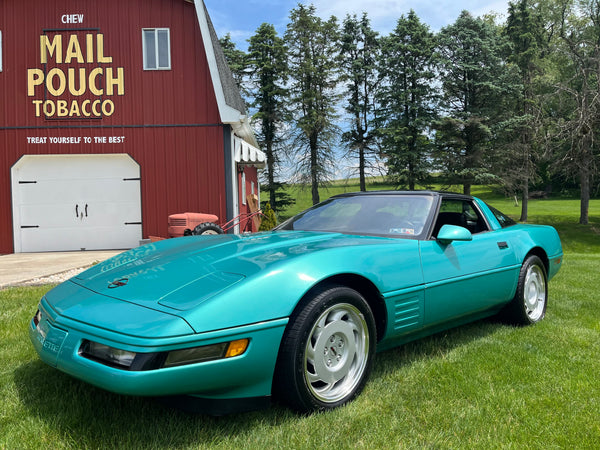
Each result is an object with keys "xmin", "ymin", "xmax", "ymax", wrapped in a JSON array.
[
  {"xmin": 241, "ymin": 172, "xmax": 247, "ymax": 205},
  {"xmin": 142, "ymin": 28, "xmax": 171, "ymax": 71},
  {"xmin": 0, "ymin": 30, "xmax": 3, "ymax": 72}
]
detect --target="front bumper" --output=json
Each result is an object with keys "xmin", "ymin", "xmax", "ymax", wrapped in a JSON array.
[{"xmin": 30, "ymin": 298, "xmax": 287, "ymax": 402}]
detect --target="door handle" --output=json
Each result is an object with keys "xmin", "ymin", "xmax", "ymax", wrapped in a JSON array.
[
  {"xmin": 75, "ymin": 204, "xmax": 79, "ymax": 218},
  {"xmin": 85, "ymin": 204, "xmax": 88, "ymax": 217}
]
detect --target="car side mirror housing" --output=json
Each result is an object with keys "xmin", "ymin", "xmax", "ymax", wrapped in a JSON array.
[{"xmin": 436, "ymin": 224, "xmax": 473, "ymax": 245}]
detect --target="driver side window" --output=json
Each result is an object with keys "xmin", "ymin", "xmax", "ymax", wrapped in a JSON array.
[{"xmin": 433, "ymin": 199, "xmax": 488, "ymax": 237}]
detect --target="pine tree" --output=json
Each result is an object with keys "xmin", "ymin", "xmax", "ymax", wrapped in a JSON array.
[
  {"xmin": 503, "ymin": 0, "xmax": 547, "ymax": 221},
  {"xmin": 218, "ymin": 33, "xmax": 248, "ymax": 92},
  {"xmin": 340, "ymin": 13, "xmax": 380, "ymax": 191},
  {"xmin": 376, "ymin": 10, "xmax": 437, "ymax": 190},
  {"xmin": 435, "ymin": 11, "xmax": 521, "ymax": 195},
  {"xmin": 247, "ymin": 23, "xmax": 290, "ymax": 212},
  {"xmin": 285, "ymin": 4, "xmax": 340, "ymax": 205}
]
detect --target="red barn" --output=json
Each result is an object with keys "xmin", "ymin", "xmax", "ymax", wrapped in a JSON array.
[{"xmin": 0, "ymin": 0, "xmax": 264, "ymax": 253}]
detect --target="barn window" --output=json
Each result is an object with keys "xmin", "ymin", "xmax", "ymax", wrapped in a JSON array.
[{"xmin": 142, "ymin": 28, "xmax": 171, "ymax": 70}]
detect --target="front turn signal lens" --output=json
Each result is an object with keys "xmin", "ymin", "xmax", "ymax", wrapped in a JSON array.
[{"xmin": 225, "ymin": 339, "xmax": 249, "ymax": 358}]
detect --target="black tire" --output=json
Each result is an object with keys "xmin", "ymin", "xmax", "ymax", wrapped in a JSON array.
[
  {"xmin": 503, "ymin": 255, "xmax": 548, "ymax": 326},
  {"xmin": 273, "ymin": 284, "xmax": 376, "ymax": 413},
  {"xmin": 192, "ymin": 222, "xmax": 224, "ymax": 235}
]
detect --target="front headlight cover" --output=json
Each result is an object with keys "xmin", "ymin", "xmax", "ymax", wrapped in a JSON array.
[
  {"xmin": 79, "ymin": 338, "xmax": 250, "ymax": 371},
  {"xmin": 80, "ymin": 340, "xmax": 137, "ymax": 368}
]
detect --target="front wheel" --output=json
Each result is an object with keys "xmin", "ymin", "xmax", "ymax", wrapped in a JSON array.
[
  {"xmin": 503, "ymin": 255, "xmax": 548, "ymax": 325},
  {"xmin": 274, "ymin": 285, "xmax": 376, "ymax": 413}
]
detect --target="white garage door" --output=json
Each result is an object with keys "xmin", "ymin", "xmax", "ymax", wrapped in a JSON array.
[{"xmin": 12, "ymin": 154, "xmax": 142, "ymax": 252}]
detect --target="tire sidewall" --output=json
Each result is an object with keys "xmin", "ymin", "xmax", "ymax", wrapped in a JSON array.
[
  {"xmin": 192, "ymin": 222, "xmax": 224, "ymax": 235},
  {"xmin": 279, "ymin": 285, "xmax": 376, "ymax": 412},
  {"xmin": 514, "ymin": 255, "xmax": 548, "ymax": 325}
]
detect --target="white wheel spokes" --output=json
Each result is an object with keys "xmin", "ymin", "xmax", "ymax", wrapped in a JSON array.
[
  {"xmin": 524, "ymin": 265, "xmax": 546, "ymax": 321},
  {"xmin": 304, "ymin": 303, "xmax": 369, "ymax": 403}
]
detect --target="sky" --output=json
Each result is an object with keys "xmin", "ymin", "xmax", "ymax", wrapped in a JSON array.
[{"xmin": 203, "ymin": 0, "xmax": 511, "ymax": 50}]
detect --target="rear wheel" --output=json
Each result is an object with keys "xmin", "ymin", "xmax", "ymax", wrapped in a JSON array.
[
  {"xmin": 504, "ymin": 255, "xmax": 547, "ymax": 325},
  {"xmin": 274, "ymin": 285, "xmax": 376, "ymax": 413},
  {"xmin": 192, "ymin": 222, "xmax": 224, "ymax": 235}
]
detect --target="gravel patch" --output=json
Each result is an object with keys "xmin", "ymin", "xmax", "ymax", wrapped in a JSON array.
[{"xmin": 19, "ymin": 267, "xmax": 88, "ymax": 286}]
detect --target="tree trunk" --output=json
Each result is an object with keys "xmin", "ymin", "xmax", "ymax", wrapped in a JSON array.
[
  {"xmin": 579, "ymin": 164, "xmax": 590, "ymax": 225},
  {"xmin": 310, "ymin": 137, "xmax": 320, "ymax": 205},
  {"xmin": 520, "ymin": 168, "xmax": 528, "ymax": 223},
  {"xmin": 267, "ymin": 142, "xmax": 276, "ymax": 210},
  {"xmin": 519, "ymin": 125, "xmax": 530, "ymax": 222},
  {"xmin": 359, "ymin": 146, "xmax": 366, "ymax": 192},
  {"xmin": 463, "ymin": 184, "xmax": 471, "ymax": 196}
]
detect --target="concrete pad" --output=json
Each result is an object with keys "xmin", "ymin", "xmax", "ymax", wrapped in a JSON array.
[{"xmin": 0, "ymin": 251, "xmax": 122, "ymax": 289}]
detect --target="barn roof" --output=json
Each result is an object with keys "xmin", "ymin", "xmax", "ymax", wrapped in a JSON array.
[{"xmin": 194, "ymin": 1, "xmax": 262, "ymax": 154}]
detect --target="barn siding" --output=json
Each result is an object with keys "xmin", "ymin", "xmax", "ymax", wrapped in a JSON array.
[{"xmin": 0, "ymin": 0, "xmax": 232, "ymax": 253}]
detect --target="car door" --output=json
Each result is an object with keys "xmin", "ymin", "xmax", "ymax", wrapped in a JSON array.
[{"xmin": 420, "ymin": 198, "xmax": 520, "ymax": 327}]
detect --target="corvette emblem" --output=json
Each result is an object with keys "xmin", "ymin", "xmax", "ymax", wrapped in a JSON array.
[{"xmin": 108, "ymin": 278, "xmax": 129, "ymax": 288}]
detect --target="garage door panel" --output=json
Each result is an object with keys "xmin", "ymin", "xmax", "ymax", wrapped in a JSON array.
[
  {"xmin": 19, "ymin": 201, "xmax": 141, "ymax": 228},
  {"xmin": 20, "ymin": 228, "xmax": 87, "ymax": 253},
  {"xmin": 18, "ymin": 181, "xmax": 76, "ymax": 205},
  {"xmin": 19, "ymin": 204, "xmax": 81, "ymax": 228},
  {"xmin": 20, "ymin": 225, "xmax": 142, "ymax": 252},
  {"xmin": 12, "ymin": 155, "xmax": 142, "ymax": 252}
]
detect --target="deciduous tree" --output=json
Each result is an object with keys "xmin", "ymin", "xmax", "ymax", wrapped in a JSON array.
[{"xmin": 554, "ymin": 0, "xmax": 600, "ymax": 224}]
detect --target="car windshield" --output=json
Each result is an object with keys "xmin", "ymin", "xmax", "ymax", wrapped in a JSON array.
[{"xmin": 276, "ymin": 194, "xmax": 434, "ymax": 237}]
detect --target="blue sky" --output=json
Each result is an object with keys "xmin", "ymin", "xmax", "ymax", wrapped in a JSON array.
[{"xmin": 204, "ymin": 0, "xmax": 511, "ymax": 50}]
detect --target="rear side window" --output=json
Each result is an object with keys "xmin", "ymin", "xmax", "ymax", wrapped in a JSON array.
[{"xmin": 488, "ymin": 205, "xmax": 517, "ymax": 228}]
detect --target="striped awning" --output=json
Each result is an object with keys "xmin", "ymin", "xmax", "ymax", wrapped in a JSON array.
[{"xmin": 233, "ymin": 136, "xmax": 266, "ymax": 168}]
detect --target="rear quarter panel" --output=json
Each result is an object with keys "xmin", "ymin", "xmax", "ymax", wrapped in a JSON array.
[{"xmin": 498, "ymin": 224, "xmax": 563, "ymax": 280}]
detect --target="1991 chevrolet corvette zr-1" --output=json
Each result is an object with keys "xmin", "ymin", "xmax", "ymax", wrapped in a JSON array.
[{"xmin": 30, "ymin": 191, "xmax": 563, "ymax": 414}]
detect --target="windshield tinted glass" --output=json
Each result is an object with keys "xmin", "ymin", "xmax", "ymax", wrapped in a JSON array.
[{"xmin": 277, "ymin": 195, "xmax": 434, "ymax": 237}]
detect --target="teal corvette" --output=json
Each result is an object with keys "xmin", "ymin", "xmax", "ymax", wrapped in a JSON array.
[{"xmin": 30, "ymin": 191, "xmax": 563, "ymax": 414}]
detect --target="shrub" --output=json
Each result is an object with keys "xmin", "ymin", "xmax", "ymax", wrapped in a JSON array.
[{"xmin": 259, "ymin": 202, "xmax": 278, "ymax": 231}]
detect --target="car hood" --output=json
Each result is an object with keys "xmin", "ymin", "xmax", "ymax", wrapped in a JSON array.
[{"xmin": 70, "ymin": 231, "xmax": 393, "ymax": 312}]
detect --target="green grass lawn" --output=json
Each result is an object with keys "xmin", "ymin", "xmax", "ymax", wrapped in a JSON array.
[{"xmin": 2, "ymin": 185, "xmax": 599, "ymax": 449}]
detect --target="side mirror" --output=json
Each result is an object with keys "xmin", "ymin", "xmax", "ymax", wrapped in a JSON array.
[{"xmin": 436, "ymin": 224, "xmax": 473, "ymax": 245}]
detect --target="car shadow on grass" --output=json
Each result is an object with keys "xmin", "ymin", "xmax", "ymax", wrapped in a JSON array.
[
  {"xmin": 12, "ymin": 361, "xmax": 297, "ymax": 447},
  {"xmin": 13, "ymin": 317, "xmax": 507, "ymax": 446}
]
